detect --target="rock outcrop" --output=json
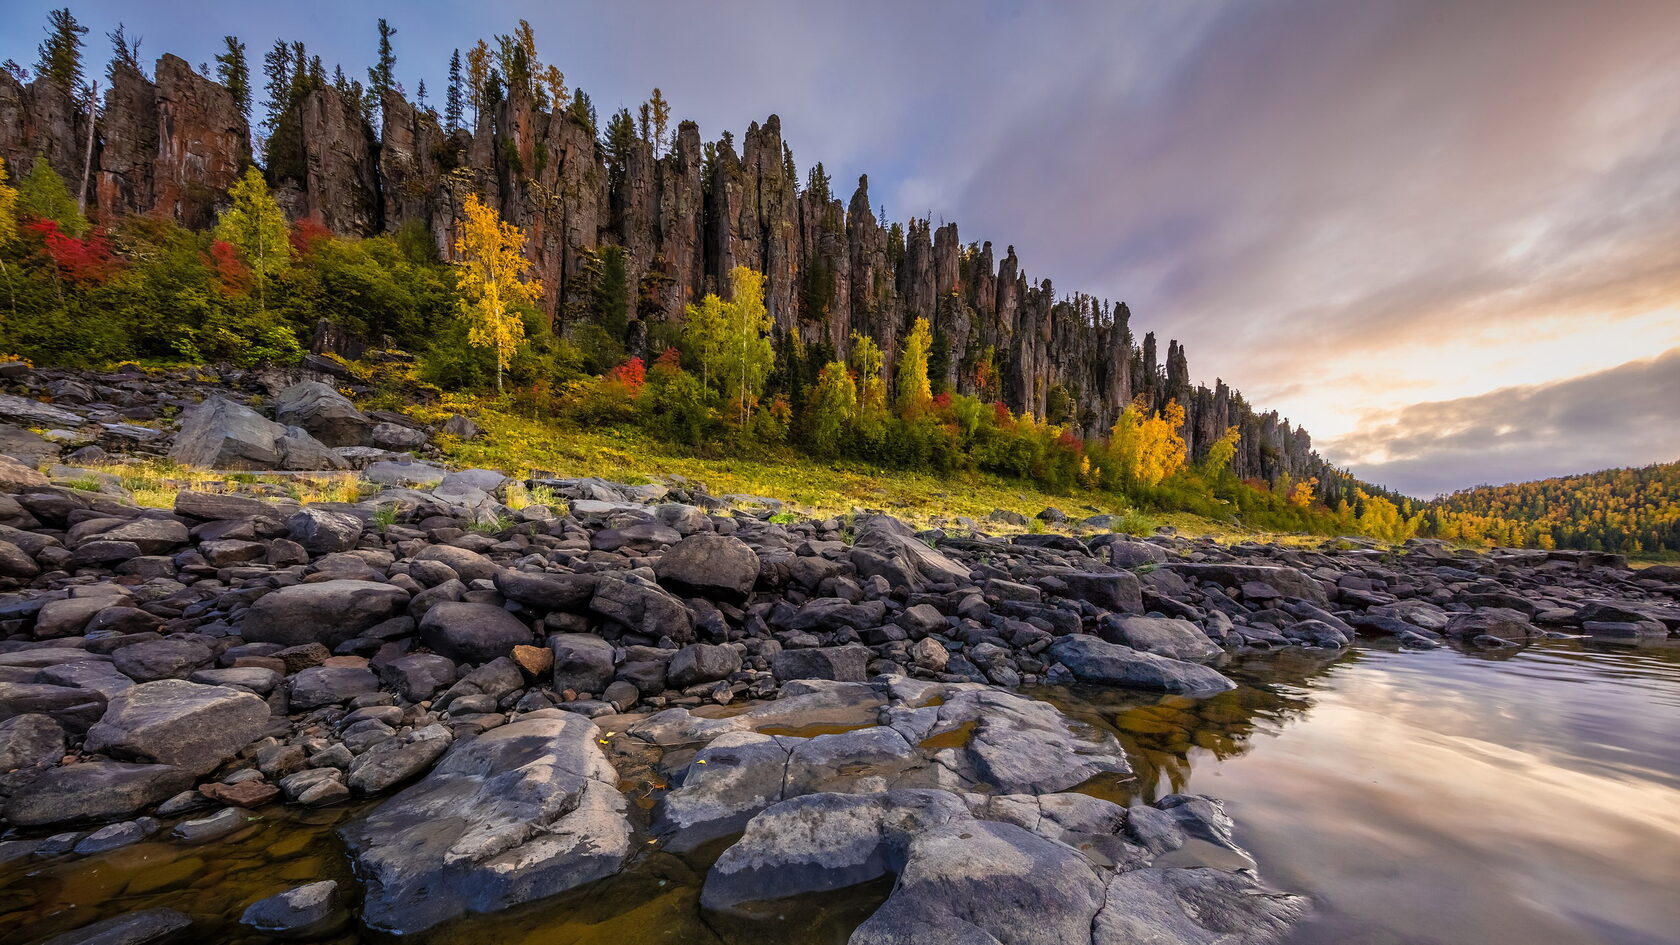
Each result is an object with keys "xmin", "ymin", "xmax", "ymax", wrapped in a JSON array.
[{"xmin": 8, "ymin": 53, "xmax": 1337, "ymax": 481}]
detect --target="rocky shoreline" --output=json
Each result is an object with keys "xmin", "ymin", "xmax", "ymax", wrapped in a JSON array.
[{"xmin": 0, "ymin": 369, "xmax": 1676, "ymax": 943}]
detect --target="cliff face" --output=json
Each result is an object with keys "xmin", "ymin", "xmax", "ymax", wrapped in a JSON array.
[{"xmin": 5, "ymin": 57, "xmax": 1328, "ymax": 484}]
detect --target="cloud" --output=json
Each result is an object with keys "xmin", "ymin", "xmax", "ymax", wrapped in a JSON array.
[{"xmin": 1320, "ymin": 349, "xmax": 1680, "ymax": 497}]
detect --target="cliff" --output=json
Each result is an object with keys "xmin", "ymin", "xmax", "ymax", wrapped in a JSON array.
[{"xmin": 1, "ymin": 58, "xmax": 1330, "ymax": 485}]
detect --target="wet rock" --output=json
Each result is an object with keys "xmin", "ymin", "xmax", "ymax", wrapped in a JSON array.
[
  {"xmin": 86, "ymin": 680, "xmax": 270, "ymax": 775},
  {"xmin": 173, "ymin": 807, "xmax": 246, "ymax": 842},
  {"xmin": 1097, "ymin": 615, "xmax": 1221, "ymax": 662},
  {"xmin": 1048, "ymin": 635, "xmax": 1236, "ymax": 694},
  {"xmin": 341, "ymin": 710, "xmax": 632, "ymax": 934},
  {"xmin": 241, "ymin": 880, "xmax": 345, "ymax": 939},
  {"xmin": 34, "ymin": 907, "xmax": 192, "ymax": 945},
  {"xmin": 347, "ymin": 727, "xmax": 453, "ymax": 795}
]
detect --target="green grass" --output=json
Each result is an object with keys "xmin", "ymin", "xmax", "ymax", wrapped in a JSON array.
[{"xmin": 433, "ymin": 399, "xmax": 1336, "ymax": 546}]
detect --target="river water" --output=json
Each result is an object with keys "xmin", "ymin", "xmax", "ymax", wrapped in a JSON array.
[{"xmin": 5, "ymin": 638, "xmax": 1678, "ymax": 944}]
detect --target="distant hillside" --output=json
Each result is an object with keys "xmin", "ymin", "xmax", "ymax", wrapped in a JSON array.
[{"xmin": 1419, "ymin": 462, "xmax": 1680, "ymax": 553}]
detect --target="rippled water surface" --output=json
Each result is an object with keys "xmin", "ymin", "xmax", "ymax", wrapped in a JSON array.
[{"xmin": 5, "ymin": 638, "xmax": 1678, "ymax": 944}]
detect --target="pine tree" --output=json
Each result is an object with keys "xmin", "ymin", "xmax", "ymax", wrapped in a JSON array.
[
  {"xmin": 215, "ymin": 37, "xmax": 251, "ymax": 126},
  {"xmin": 416, "ymin": 79, "xmax": 428, "ymax": 109},
  {"xmin": 604, "ymin": 108, "xmax": 637, "ymax": 169},
  {"xmin": 36, "ymin": 8, "xmax": 88, "ymax": 94},
  {"xmin": 568, "ymin": 89, "xmax": 597, "ymax": 136},
  {"xmin": 453, "ymin": 193, "xmax": 542, "ymax": 391},
  {"xmin": 444, "ymin": 49, "xmax": 464, "ymax": 131},
  {"xmin": 213, "ymin": 166, "xmax": 292, "ymax": 312},
  {"xmin": 368, "ymin": 18, "xmax": 397, "ymax": 106},
  {"xmin": 260, "ymin": 39, "xmax": 291, "ymax": 135},
  {"xmin": 106, "ymin": 24, "xmax": 142, "ymax": 80}
]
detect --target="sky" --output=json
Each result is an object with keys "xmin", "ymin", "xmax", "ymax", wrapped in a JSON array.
[{"xmin": 4, "ymin": 0, "xmax": 1678, "ymax": 497}]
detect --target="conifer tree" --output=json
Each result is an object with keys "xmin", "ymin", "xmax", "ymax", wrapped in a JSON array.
[
  {"xmin": 106, "ymin": 24, "xmax": 142, "ymax": 80},
  {"xmin": 453, "ymin": 193, "xmax": 541, "ymax": 391},
  {"xmin": 444, "ymin": 49, "xmax": 464, "ymax": 130},
  {"xmin": 260, "ymin": 39, "xmax": 291, "ymax": 135},
  {"xmin": 466, "ymin": 40, "xmax": 490, "ymax": 125},
  {"xmin": 368, "ymin": 18, "xmax": 397, "ymax": 105},
  {"xmin": 36, "ymin": 8, "xmax": 87, "ymax": 94},
  {"xmin": 215, "ymin": 36, "xmax": 251, "ymax": 126}
]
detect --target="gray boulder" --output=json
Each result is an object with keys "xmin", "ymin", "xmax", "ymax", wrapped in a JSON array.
[
  {"xmin": 286, "ymin": 507, "xmax": 364, "ymax": 553},
  {"xmin": 240, "ymin": 880, "xmax": 344, "ymax": 939},
  {"xmin": 241, "ymin": 580, "xmax": 410, "ymax": 648},
  {"xmin": 1166, "ymin": 563, "xmax": 1329, "ymax": 607},
  {"xmin": 419, "ymin": 602, "xmax": 532, "ymax": 665},
  {"xmin": 655, "ymin": 533, "xmax": 760, "ymax": 601},
  {"xmin": 340, "ymin": 711, "xmax": 632, "ymax": 934},
  {"xmin": 34, "ymin": 907, "xmax": 192, "ymax": 945},
  {"xmin": 289, "ymin": 666, "xmax": 380, "ymax": 710},
  {"xmin": 772, "ymin": 645, "xmax": 869, "ymax": 683},
  {"xmin": 1049, "ymin": 635, "xmax": 1236, "ymax": 694},
  {"xmin": 273, "ymin": 381, "xmax": 373, "ymax": 447},
  {"xmin": 1098, "ymin": 615, "xmax": 1221, "ymax": 662},
  {"xmin": 0, "ymin": 681, "xmax": 107, "ymax": 731},
  {"xmin": 850, "ymin": 515, "xmax": 972, "ymax": 589},
  {"xmin": 85, "ymin": 680, "xmax": 270, "ymax": 775},
  {"xmin": 668, "ymin": 643, "xmax": 742, "ymax": 688},
  {"xmin": 111, "ymin": 639, "xmax": 214, "ymax": 682},
  {"xmin": 550, "ymin": 634, "xmax": 616, "ymax": 694},
  {"xmin": 3, "ymin": 761, "xmax": 193, "ymax": 826},
  {"xmin": 590, "ymin": 577, "xmax": 694, "ymax": 642},
  {"xmin": 0, "ymin": 712, "xmax": 66, "ymax": 770}
]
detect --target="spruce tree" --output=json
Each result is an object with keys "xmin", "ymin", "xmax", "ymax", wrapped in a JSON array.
[
  {"xmin": 367, "ymin": 18, "xmax": 396, "ymax": 105},
  {"xmin": 215, "ymin": 36, "xmax": 251, "ymax": 126},
  {"xmin": 106, "ymin": 24, "xmax": 142, "ymax": 80},
  {"xmin": 444, "ymin": 49, "xmax": 464, "ymax": 131},
  {"xmin": 36, "ymin": 8, "xmax": 87, "ymax": 94}
]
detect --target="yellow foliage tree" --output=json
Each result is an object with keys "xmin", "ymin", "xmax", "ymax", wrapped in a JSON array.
[
  {"xmin": 1109, "ymin": 398, "xmax": 1188, "ymax": 486},
  {"xmin": 454, "ymin": 193, "xmax": 542, "ymax": 392},
  {"xmin": 1201, "ymin": 425, "xmax": 1240, "ymax": 478},
  {"xmin": 1287, "ymin": 476, "xmax": 1318, "ymax": 508},
  {"xmin": 0, "ymin": 157, "xmax": 17, "ymax": 318},
  {"xmin": 896, "ymin": 316, "xmax": 933, "ymax": 415}
]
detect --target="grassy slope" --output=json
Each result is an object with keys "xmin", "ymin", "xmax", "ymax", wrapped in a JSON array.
[{"xmin": 432, "ymin": 401, "xmax": 1329, "ymax": 546}]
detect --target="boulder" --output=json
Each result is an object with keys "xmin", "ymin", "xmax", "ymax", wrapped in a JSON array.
[
  {"xmin": 378, "ymin": 653, "xmax": 458, "ymax": 701},
  {"xmin": 241, "ymin": 881, "xmax": 345, "ymax": 939},
  {"xmin": 0, "ymin": 681, "xmax": 108, "ymax": 731},
  {"xmin": 111, "ymin": 639, "xmax": 215, "ymax": 681},
  {"xmin": 590, "ymin": 577, "xmax": 694, "ymax": 642},
  {"xmin": 273, "ymin": 381, "xmax": 373, "ymax": 447},
  {"xmin": 85, "ymin": 680, "xmax": 270, "ymax": 775},
  {"xmin": 655, "ymin": 533, "xmax": 760, "ymax": 601},
  {"xmin": 772, "ymin": 645, "xmax": 870, "ymax": 683},
  {"xmin": 1097, "ymin": 615, "xmax": 1221, "ymax": 662},
  {"xmin": 550, "ymin": 634, "xmax": 616, "ymax": 694},
  {"xmin": 1048, "ymin": 635, "xmax": 1236, "ymax": 694},
  {"xmin": 286, "ymin": 507, "xmax": 364, "ymax": 553},
  {"xmin": 493, "ymin": 569, "xmax": 597, "ymax": 612},
  {"xmin": 1166, "ymin": 563, "xmax": 1329, "ymax": 607},
  {"xmin": 419, "ymin": 602, "xmax": 533, "ymax": 665},
  {"xmin": 850, "ymin": 515, "xmax": 972, "ymax": 589},
  {"xmin": 340, "ymin": 711, "xmax": 632, "ymax": 934},
  {"xmin": 667, "ymin": 643, "xmax": 742, "ymax": 688},
  {"xmin": 169, "ymin": 396, "xmax": 346, "ymax": 470},
  {"xmin": 33, "ymin": 908, "xmax": 192, "ymax": 945},
  {"xmin": 289, "ymin": 665, "xmax": 380, "ymax": 710},
  {"xmin": 347, "ymin": 727, "xmax": 453, "ymax": 795},
  {"xmin": 0, "ymin": 712, "xmax": 66, "ymax": 770},
  {"xmin": 241, "ymin": 580, "xmax": 410, "ymax": 648},
  {"xmin": 3, "ymin": 761, "xmax": 193, "ymax": 826}
]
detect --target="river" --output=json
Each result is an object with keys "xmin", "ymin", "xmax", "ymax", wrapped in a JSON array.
[{"xmin": 5, "ymin": 638, "xmax": 1678, "ymax": 944}]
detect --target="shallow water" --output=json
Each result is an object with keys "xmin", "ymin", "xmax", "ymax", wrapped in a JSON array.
[{"xmin": 5, "ymin": 637, "xmax": 1678, "ymax": 944}]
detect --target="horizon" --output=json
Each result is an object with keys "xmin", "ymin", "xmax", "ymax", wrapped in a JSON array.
[{"xmin": 3, "ymin": 0, "xmax": 1677, "ymax": 498}]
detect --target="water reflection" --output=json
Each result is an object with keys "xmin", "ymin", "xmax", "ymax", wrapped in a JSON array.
[{"xmin": 3, "ymin": 639, "xmax": 1677, "ymax": 945}]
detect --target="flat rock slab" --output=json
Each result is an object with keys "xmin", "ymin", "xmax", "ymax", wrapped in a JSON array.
[
  {"xmin": 341, "ymin": 709, "xmax": 632, "ymax": 934},
  {"xmin": 3, "ymin": 761, "xmax": 192, "ymax": 827},
  {"xmin": 85, "ymin": 680, "xmax": 270, "ymax": 776},
  {"xmin": 1049, "ymin": 635, "xmax": 1237, "ymax": 694}
]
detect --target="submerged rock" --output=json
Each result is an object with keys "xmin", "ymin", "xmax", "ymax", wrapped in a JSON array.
[{"xmin": 341, "ymin": 710, "xmax": 632, "ymax": 934}]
